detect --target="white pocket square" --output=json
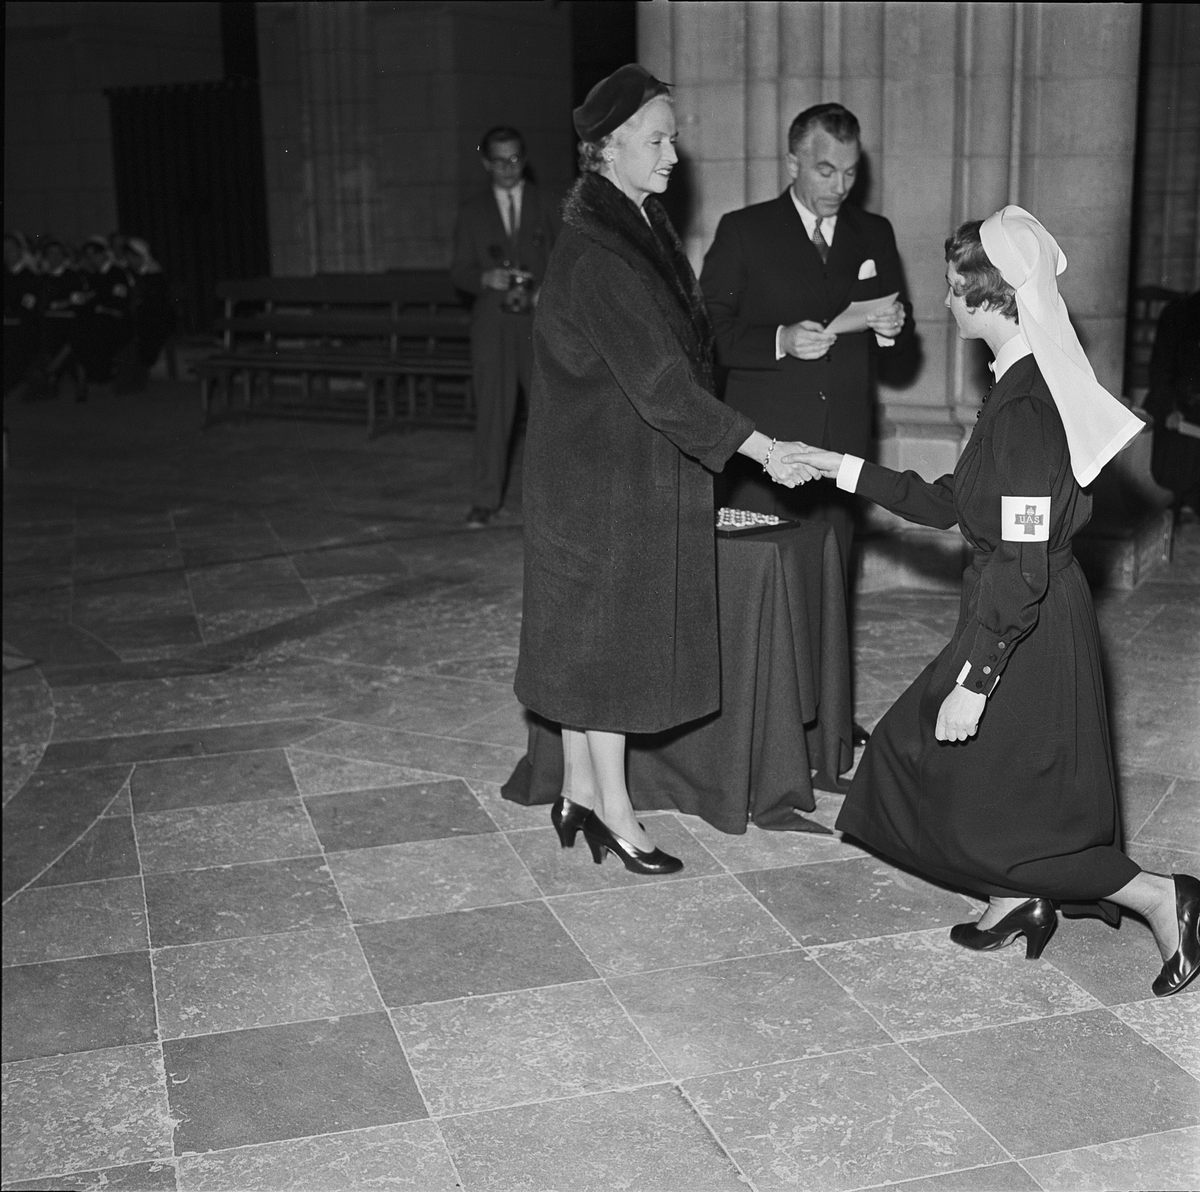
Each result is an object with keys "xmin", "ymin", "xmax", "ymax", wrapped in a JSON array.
[{"xmin": 858, "ymin": 259, "xmax": 877, "ymax": 280}]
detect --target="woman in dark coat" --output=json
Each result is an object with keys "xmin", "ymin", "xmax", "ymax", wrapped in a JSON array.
[
  {"xmin": 793, "ymin": 209, "xmax": 1198, "ymax": 998},
  {"xmin": 515, "ymin": 65, "xmax": 814, "ymax": 875}
]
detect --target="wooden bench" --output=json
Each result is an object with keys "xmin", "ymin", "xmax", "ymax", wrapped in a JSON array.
[{"xmin": 198, "ymin": 271, "xmax": 474, "ymax": 435}]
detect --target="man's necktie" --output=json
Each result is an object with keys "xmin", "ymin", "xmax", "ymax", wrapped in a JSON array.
[
  {"xmin": 507, "ymin": 191, "xmax": 519, "ymax": 241},
  {"xmin": 812, "ymin": 217, "xmax": 829, "ymax": 264}
]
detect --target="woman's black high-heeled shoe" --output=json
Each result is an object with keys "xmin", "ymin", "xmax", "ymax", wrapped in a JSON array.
[
  {"xmin": 950, "ymin": 897, "xmax": 1057, "ymax": 960},
  {"xmin": 581, "ymin": 811, "xmax": 683, "ymax": 876},
  {"xmin": 551, "ymin": 796, "xmax": 591, "ymax": 849},
  {"xmin": 1152, "ymin": 873, "xmax": 1200, "ymax": 998}
]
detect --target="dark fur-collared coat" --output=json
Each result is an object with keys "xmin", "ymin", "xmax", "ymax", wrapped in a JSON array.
[{"xmin": 514, "ymin": 173, "xmax": 754, "ymax": 733}]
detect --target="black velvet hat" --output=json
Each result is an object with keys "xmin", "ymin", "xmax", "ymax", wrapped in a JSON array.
[{"xmin": 573, "ymin": 63, "xmax": 670, "ymax": 142}]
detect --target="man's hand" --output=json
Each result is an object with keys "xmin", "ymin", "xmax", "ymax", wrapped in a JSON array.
[
  {"xmin": 866, "ymin": 300, "xmax": 905, "ymax": 339},
  {"xmin": 482, "ymin": 268, "xmax": 514, "ymax": 291},
  {"xmin": 935, "ymin": 685, "xmax": 987, "ymax": 742},
  {"xmin": 782, "ymin": 445, "xmax": 842, "ymax": 479},
  {"xmin": 781, "ymin": 320, "xmax": 837, "ymax": 360},
  {"xmin": 766, "ymin": 444, "xmax": 821, "ymax": 488}
]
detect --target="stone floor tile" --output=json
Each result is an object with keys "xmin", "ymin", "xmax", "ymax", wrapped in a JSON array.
[
  {"xmin": 1135, "ymin": 778, "xmax": 1200, "ymax": 851},
  {"xmin": 810, "ymin": 927, "xmax": 1101, "ymax": 1041},
  {"xmin": 143, "ymin": 856, "xmax": 344, "ymax": 947},
  {"xmin": 130, "ymin": 749, "xmax": 298, "ymax": 814},
  {"xmin": 1040, "ymin": 912, "xmax": 1166, "ymax": 1005},
  {"xmin": 297, "ymin": 721, "xmax": 526, "ymax": 786},
  {"xmin": 466, "ymin": 778, "xmax": 544, "ymax": 830},
  {"xmin": 3, "ymin": 1159, "xmax": 178, "ymax": 1191},
  {"xmin": 450, "ymin": 700, "xmax": 530, "ymax": 748},
  {"xmin": 1116, "ymin": 769, "xmax": 1178, "ymax": 840},
  {"xmin": 685, "ymin": 1044, "xmax": 1005, "ymax": 1192},
  {"xmin": 3, "ymin": 952, "xmax": 157, "ymax": 1062},
  {"xmin": 1124, "ymin": 840, "xmax": 1200, "ymax": 879},
  {"xmin": 1113, "ymin": 996, "xmax": 1200, "ymax": 1078},
  {"xmin": 328, "ymin": 672, "xmax": 514, "ymax": 737},
  {"xmin": 327, "ymin": 833, "xmax": 540, "ymax": 923},
  {"xmin": 303, "ymin": 574, "xmax": 400, "ymax": 606},
  {"xmin": 154, "ymin": 925, "xmax": 381, "ymax": 1039},
  {"xmin": 738, "ymin": 854, "xmax": 974, "ymax": 946},
  {"xmin": 284, "ymin": 748, "xmax": 437, "ymax": 795},
  {"xmin": 391, "ymin": 981, "xmax": 666, "ymax": 1116},
  {"xmin": 908, "ymin": 1009, "xmax": 1200, "ymax": 1157},
  {"xmin": 547, "ymin": 875, "xmax": 797, "ymax": 977},
  {"xmin": 197, "ymin": 608, "xmax": 309, "ymax": 646},
  {"xmin": 304, "ymin": 778, "xmax": 496, "ymax": 850},
  {"xmin": 1020, "ymin": 1126, "xmax": 1200, "ymax": 1191},
  {"xmin": 288, "ymin": 543, "xmax": 409, "ymax": 579},
  {"xmin": 3, "ymin": 766, "xmax": 133, "ymax": 898},
  {"xmin": 508, "ymin": 816, "xmax": 722, "ymax": 897},
  {"xmin": 440, "ymin": 1084, "xmax": 746, "ymax": 1192},
  {"xmin": 420, "ymin": 651, "xmax": 519, "ymax": 684},
  {"xmin": 357, "ymin": 901, "xmax": 596, "ymax": 1006},
  {"xmin": 882, "ymin": 1161, "xmax": 1041, "ymax": 1191},
  {"xmin": 186, "ymin": 560, "xmax": 312, "ymax": 616},
  {"xmin": 78, "ymin": 616, "xmax": 203, "ymax": 656},
  {"xmin": 137, "ymin": 798, "xmax": 320, "ymax": 873},
  {"xmin": 679, "ymin": 796, "xmax": 868, "ymax": 872},
  {"xmin": 609, "ymin": 949, "xmax": 888, "ymax": 1079},
  {"xmin": 174, "ymin": 1121, "xmax": 456, "ymax": 1191},
  {"xmin": 164, "ymin": 1013, "xmax": 425, "ymax": 1155},
  {"xmin": 31, "ymin": 815, "xmax": 138, "ymax": 887},
  {"xmin": 0, "ymin": 1044, "xmax": 173, "ymax": 1185},
  {"xmin": 39, "ymin": 721, "xmax": 326, "ymax": 771},
  {"xmin": 2, "ymin": 622, "xmax": 119, "ymax": 667},
  {"xmin": 3, "ymin": 878, "xmax": 147, "ymax": 966}
]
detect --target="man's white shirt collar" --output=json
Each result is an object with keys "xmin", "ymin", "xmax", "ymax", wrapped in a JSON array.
[
  {"xmin": 989, "ymin": 333, "xmax": 1033, "ymax": 382},
  {"xmin": 494, "ymin": 181, "xmax": 525, "ymax": 236},
  {"xmin": 789, "ymin": 188, "xmax": 836, "ymax": 240}
]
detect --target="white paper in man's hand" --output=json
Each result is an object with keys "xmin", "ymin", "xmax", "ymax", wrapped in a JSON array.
[{"xmin": 825, "ymin": 292, "xmax": 900, "ymax": 335}]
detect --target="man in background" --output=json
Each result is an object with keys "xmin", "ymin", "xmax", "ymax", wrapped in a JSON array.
[
  {"xmin": 451, "ymin": 126, "xmax": 560, "ymax": 528},
  {"xmin": 700, "ymin": 103, "xmax": 912, "ymax": 745}
]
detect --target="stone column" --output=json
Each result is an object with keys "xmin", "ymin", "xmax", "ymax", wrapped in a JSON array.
[{"xmin": 638, "ymin": 1, "xmax": 1142, "ymax": 478}]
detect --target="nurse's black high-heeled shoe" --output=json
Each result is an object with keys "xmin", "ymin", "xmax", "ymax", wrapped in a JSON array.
[
  {"xmin": 581, "ymin": 811, "xmax": 683, "ymax": 875},
  {"xmin": 950, "ymin": 897, "xmax": 1057, "ymax": 960},
  {"xmin": 1152, "ymin": 873, "xmax": 1200, "ymax": 998},
  {"xmin": 550, "ymin": 796, "xmax": 591, "ymax": 849}
]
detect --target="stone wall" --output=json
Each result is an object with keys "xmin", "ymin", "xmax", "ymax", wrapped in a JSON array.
[
  {"xmin": 3, "ymin": 1, "xmax": 222, "ymax": 241},
  {"xmin": 1133, "ymin": 2, "xmax": 1200, "ymax": 293},
  {"xmin": 257, "ymin": 0, "xmax": 573, "ymax": 275},
  {"xmin": 638, "ymin": 1, "xmax": 1143, "ymax": 480}
]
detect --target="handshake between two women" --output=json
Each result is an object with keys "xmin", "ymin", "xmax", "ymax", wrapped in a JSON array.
[{"xmin": 740, "ymin": 432, "xmax": 845, "ymax": 489}]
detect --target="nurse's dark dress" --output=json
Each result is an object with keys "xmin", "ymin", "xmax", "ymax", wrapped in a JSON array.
[{"xmin": 836, "ymin": 353, "xmax": 1140, "ymax": 903}]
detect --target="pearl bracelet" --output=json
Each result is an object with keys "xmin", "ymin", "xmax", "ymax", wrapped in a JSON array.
[{"xmin": 762, "ymin": 437, "xmax": 777, "ymax": 474}]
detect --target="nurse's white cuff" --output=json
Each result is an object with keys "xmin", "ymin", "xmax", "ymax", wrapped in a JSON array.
[
  {"xmin": 874, "ymin": 334, "xmax": 895, "ymax": 347},
  {"xmin": 775, "ymin": 325, "xmax": 786, "ymax": 361},
  {"xmin": 836, "ymin": 454, "xmax": 865, "ymax": 493}
]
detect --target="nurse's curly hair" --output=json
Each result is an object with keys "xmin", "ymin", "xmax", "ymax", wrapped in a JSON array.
[{"xmin": 945, "ymin": 220, "xmax": 1019, "ymax": 321}]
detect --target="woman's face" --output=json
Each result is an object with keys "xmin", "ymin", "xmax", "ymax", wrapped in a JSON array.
[{"xmin": 607, "ymin": 98, "xmax": 678, "ymax": 205}]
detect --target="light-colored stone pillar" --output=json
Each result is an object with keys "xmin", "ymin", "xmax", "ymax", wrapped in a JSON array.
[{"xmin": 638, "ymin": 1, "xmax": 1143, "ymax": 481}]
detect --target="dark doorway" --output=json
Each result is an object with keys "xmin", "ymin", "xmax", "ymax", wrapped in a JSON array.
[
  {"xmin": 571, "ymin": 1, "xmax": 637, "ymax": 109},
  {"xmin": 106, "ymin": 79, "xmax": 270, "ymax": 334}
]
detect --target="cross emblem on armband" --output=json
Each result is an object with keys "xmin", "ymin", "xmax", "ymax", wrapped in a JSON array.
[{"xmin": 1015, "ymin": 505, "xmax": 1044, "ymax": 536}]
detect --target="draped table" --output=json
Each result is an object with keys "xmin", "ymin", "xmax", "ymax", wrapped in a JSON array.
[{"xmin": 502, "ymin": 521, "xmax": 854, "ymax": 833}]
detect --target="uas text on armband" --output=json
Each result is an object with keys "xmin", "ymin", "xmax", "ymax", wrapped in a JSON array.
[{"xmin": 1000, "ymin": 495, "xmax": 1050, "ymax": 542}]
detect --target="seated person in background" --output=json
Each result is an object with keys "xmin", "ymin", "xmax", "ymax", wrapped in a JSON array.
[
  {"xmin": 126, "ymin": 237, "xmax": 176, "ymax": 373},
  {"xmin": 1144, "ymin": 290, "xmax": 1200, "ymax": 520},
  {"xmin": 4, "ymin": 232, "xmax": 41, "ymax": 395},
  {"xmin": 38, "ymin": 237, "xmax": 89, "ymax": 400},
  {"xmin": 73, "ymin": 235, "xmax": 134, "ymax": 389},
  {"xmin": 451, "ymin": 126, "xmax": 560, "ymax": 528}
]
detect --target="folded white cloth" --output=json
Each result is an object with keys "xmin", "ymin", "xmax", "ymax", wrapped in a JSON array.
[{"xmin": 979, "ymin": 205, "xmax": 1142, "ymax": 487}]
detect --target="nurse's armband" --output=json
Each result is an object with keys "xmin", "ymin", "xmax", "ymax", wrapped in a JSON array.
[{"xmin": 1001, "ymin": 495, "xmax": 1050, "ymax": 542}]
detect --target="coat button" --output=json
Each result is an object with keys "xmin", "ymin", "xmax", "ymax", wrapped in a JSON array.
[
  {"xmin": 997, "ymin": 641, "xmax": 1006, "ymax": 649},
  {"xmin": 819, "ymin": 391, "xmax": 826, "ymax": 401},
  {"xmin": 983, "ymin": 666, "xmax": 992, "ymax": 674}
]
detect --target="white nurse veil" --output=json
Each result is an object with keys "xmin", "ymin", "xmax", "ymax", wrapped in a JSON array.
[{"xmin": 979, "ymin": 205, "xmax": 1142, "ymax": 487}]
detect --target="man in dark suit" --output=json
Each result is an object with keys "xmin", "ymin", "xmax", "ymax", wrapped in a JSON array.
[
  {"xmin": 700, "ymin": 103, "xmax": 911, "ymax": 572},
  {"xmin": 451, "ymin": 126, "xmax": 560, "ymax": 527}
]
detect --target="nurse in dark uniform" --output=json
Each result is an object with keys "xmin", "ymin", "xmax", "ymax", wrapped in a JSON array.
[
  {"xmin": 515, "ymin": 66, "xmax": 816, "ymax": 876},
  {"xmin": 793, "ymin": 207, "xmax": 1199, "ymax": 998}
]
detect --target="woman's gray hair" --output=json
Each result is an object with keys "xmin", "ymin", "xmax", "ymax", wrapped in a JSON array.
[{"xmin": 578, "ymin": 136, "xmax": 612, "ymax": 173}]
